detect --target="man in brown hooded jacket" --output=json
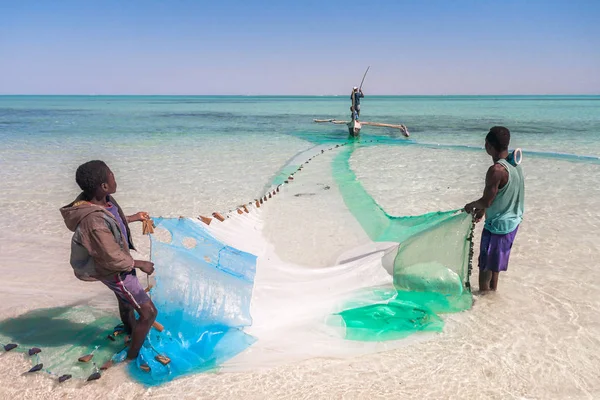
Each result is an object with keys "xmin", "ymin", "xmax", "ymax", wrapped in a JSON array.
[{"xmin": 60, "ymin": 160, "xmax": 157, "ymax": 361}]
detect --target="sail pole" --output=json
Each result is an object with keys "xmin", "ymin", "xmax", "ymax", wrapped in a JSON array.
[{"xmin": 359, "ymin": 66, "xmax": 370, "ymax": 91}]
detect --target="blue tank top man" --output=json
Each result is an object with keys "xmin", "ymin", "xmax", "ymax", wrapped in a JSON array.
[{"xmin": 464, "ymin": 126, "xmax": 525, "ymax": 292}]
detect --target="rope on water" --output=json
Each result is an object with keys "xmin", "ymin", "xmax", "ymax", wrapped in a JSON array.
[{"xmin": 196, "ymin": 140, "xmax": 361, "ymax": 224}]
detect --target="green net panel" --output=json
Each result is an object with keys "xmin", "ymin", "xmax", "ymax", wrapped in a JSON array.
[
  {"xmin": 0, "ymin": 306, "xmax": 121, "ymax": 381},
  {"xmin": 329, "ymin": 144, "xmax": 475, "ymax": 340}
]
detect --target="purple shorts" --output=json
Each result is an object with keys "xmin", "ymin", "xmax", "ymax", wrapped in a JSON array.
[
  {"xmin": 100, "ymin": 270, "xmax": 150, "ymax": 309},
  {"xmin": 478, "ymin": 226, "xmax": 519, "ymax": 273}
]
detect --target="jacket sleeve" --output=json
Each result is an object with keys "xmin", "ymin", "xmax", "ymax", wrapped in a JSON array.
[{"xmin": 80, "ymin": 218, "xmax": 135, "ymax": 274}]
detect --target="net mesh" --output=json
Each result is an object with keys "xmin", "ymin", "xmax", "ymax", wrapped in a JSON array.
[
  {"xmin": 0, "ymin": 306, "xmax": 120, "ymax": 381},
  {"xmin": 130, "ymin": 217, "xmax": 257, "ymax": 386},
  {"xmin": 329, "ymin": 145, "xmax": 474, "ymax": 340},
  {"xmin": 0, "ymin": 139, "xmax": 474, "ymax": 386}
]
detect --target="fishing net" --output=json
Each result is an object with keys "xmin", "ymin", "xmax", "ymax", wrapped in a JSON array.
[
  {"xmin": 0, "ymin": 306, "xmax": 121, "ymax": 381},
  {"xmin": 327, "ymin": 145, "xmax": 474, "ymax": 341},
  {"xmin": 129, "ymin": 217, "xmax": 257, "ymax": 386},
  {"xmin": 0, "ymin": 139, "xmax": 475, "ymax": 386}
]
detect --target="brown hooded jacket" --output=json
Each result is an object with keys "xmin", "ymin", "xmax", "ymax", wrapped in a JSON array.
[{"xmin": 60, "ymin": 194, "xmax": 135, "ymax": 281}]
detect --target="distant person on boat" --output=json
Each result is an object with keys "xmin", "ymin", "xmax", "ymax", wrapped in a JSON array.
[
  {"xmin": 350, "ymin": 86, "xmax": 364, "ymax": 120},
  {"xmin": 464, "ymin": 126, "xmax": 525, "ymax": 293}
]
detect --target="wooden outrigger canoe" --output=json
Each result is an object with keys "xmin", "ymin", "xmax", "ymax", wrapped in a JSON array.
[{"xmin": 314, "ymin": 118, "xmax": 410, "ymax": 138}]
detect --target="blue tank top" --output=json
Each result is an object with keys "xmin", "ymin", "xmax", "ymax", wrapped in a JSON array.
[{"xmin": 484, "ymin": 158, "xmax": 525, "ymax": 234}]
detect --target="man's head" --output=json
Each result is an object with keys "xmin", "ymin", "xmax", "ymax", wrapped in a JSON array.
[
  {"xmin": 353, "ymin": 86, "xmax": 358, "ymax": 91},
  {"xmin": 485, "ymin": 126, "xmax": 510, "ymax": 156},
  {"xmin": 75, "ymin": 160, "xmax": 116, "ymax": 199}
]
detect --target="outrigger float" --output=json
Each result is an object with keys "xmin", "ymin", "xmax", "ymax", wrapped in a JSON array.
[{"xmin": 313, "ymin": 118, "xmax": 410, "ymax": 138}]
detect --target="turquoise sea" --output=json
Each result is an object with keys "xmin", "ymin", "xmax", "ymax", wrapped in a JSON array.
[{"xmin": 2, "ymin": 95, "xmax": 600, "ymax": 157}]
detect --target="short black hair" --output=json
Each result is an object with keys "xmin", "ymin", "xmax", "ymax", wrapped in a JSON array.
[
  {"xmin": 486, "ymin": 126, "xmax": 510, "ymax": 152},
  {"xmin": 75, "ymin": 160, "xmax": 110, "ymax": 196}
]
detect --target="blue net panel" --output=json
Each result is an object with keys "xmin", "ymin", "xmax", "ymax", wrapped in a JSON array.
[{"xmin": 130, "ymin": 217, "xmax": 257, "ymax": 386}]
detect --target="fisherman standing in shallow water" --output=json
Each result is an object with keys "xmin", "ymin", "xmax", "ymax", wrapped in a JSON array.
[
  {"xmin": 60, "ymin": 160, "xmax": 158, "ymax": 360},
  {"xmin": 464, "ymin": 126, "xmax": 525, "ymax": 292},
  {"xmin": 350, "ymin": 86, "xmax": 364, "ymax": 120}
]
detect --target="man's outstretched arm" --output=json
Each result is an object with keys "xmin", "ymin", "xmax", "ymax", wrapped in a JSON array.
[{"xmin": 464, "ymin": 164, "xmax": 505, "ymax": 212}]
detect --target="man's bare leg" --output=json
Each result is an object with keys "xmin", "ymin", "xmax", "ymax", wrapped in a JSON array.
[
  {"xmin": 489, "ymin": 272, "xmax": 500, "ymax": 291},
  {"xmin": 127, "ymin": 300, "xmax": 157, "ymax": 360},
  {"xmin": 117, "ymin": 296, "xmax": 136, "ymax": 335},
  {"xmin": 479, "ymin": 269, "xmax": 492, "ymax": 292}
]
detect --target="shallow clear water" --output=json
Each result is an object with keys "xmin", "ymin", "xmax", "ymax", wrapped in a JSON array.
[{"xmin": 0, "ymin": 95, "xmax": 599, "ymax": 399}]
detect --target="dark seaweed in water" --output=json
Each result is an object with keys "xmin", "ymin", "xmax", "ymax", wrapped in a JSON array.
[
  {"xmin": 58, "ymin": 374, "xmax": 72, "ymax": 383},
  {"xmin": 3, "ymin": 344, "xmax": 17, "ymax": 351}
]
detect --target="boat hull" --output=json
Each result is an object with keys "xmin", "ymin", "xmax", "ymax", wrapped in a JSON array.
[{"xmin": 347, "ymin": 120, "xmax": 361, "ymax": 137}]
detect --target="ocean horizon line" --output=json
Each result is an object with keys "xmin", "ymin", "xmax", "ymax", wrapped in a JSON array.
[{"xmin": 1, "ymin": 94, "xmax": 599, "ymax": 98}]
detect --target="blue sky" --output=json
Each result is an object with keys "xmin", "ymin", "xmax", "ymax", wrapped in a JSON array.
[{"xmin": 0, "ymin": 0, "xmax": 598, "ymax": 95}]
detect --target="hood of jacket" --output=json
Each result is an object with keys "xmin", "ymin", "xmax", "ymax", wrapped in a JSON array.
[{"xmin": 60, "ymin": 195, "xmax": 108, "ymax": 232}]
